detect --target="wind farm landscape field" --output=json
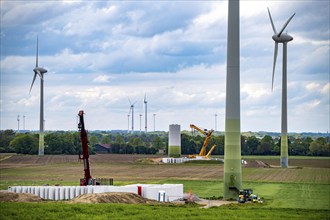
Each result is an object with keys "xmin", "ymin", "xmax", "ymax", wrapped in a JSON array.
[
  {"xmin": 1, "ymin": 0, "xmax": 329, "ymax": 219},
  {"xmin": 1, "ymin": 154, "xmax": 329, "ymax": 219}
]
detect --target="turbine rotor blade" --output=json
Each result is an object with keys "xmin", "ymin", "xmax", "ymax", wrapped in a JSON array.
[
  {"xmin": 36, "ymin": 36, "xmax": 39, "ymax": 68},
  {"xmin": 29, "ymin": 73, "xmax": 37, "ymax": 94},
  {"xmin": 272, "ymin": 42, "xmax": 278, "ymax": 91},
  {"xmin": 267, "ymin": 8, "xmax": 277, "ymax": 34},
  {"xmin": 277, "ymin": 13, "xmax": 296, "ymax": 37}
]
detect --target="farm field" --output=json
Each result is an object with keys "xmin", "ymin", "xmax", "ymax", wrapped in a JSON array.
[{"xmin": 0, "ymin": 154, "xmax": 329, "ymax": 219}]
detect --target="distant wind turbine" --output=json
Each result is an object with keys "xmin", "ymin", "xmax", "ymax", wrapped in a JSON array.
[
  {"xmin": 144, "ymin": 93, "xmax": 148, "ymax": 132},
  {"xmin": 128, "ymin": 98, "xmax": 137, "ymax": 133},
  {"xmin": 17, "ymin": 115, "xmax": 20, "ymax": 132},
  {"xmin": 29, "ymin": 36, "xmax": 47, "ymax": 156},
  {"xmin": 127, "ymin": 114, "xmax": 130, "ymax": 134},
  {"xmin": 139, "ymin": 113, "xmax": 142, "ymax": 133},
  {"xmin": 268, "ymin": 8, "xmax": 295, "ymax": 168}
]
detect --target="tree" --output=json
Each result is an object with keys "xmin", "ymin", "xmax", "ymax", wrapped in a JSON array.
[
  {"xmin": 246, "ymin": 136, "xmax": 260, "ymax": 155},
  {"xmin": 45, "ymin": 132, "xmax": 81, "ymax": 154},
  {"xmin": 152, "ymin": 136, "xmax": 164, "ymax": 149},
  {"xmin": 258, "ymin": 135, "xmax": 274, "ymax": 155},
  {"xmin": 289, "ymin": 137, "xmax": 309, "ymax": 156},
  {"xmin": 10, "ymin": 134, "xmax": 38, "ymax": 154},
  {"xmin": 101, "ymin": 135, "xmax": 111, "ymax": 144},
  {"xmin": 111, "ymin": 143, "xmax": 121, "ymax": 154},
  {"xmin": 210, "ymin": 135, "xmax": 224, "ymax": 155},
  {"xmin": 309, "ymin": 137, "xmax": 330, "ymax": 156},
  {"xmin": 241, "ymin": 135, "xmax": 249, "ymax": 155},
  {"xmin": 128, "ymin": 137, "xmax": 139, "ymax": 146},
  {"xmin": 115, "ymin": 136, "xmax": 125, "ymax": 144},
  {"xmin": 0, "ymin": 130, "xmax": 16, "ymax": 152},
  {"xmin": 132, "ymin": 137, "xmax": 144, "ymax": 147}
]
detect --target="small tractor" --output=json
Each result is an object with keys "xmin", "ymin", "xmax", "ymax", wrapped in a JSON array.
[{"xmin": 238, "ymin": 189, "xmax": 263, "ymax": 203}]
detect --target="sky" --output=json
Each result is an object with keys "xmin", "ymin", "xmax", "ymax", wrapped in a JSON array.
[{"xmin": 0, "ymin": 0, "xmax": 329, "ymax": 133}]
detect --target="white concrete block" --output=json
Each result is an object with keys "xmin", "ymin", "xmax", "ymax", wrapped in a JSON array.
[{"xmin": 48, "ymin": 187, "xmax": 55, "ymax": 200}]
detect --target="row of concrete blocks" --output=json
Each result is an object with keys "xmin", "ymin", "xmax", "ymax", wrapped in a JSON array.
[{"xmin": 8, "ymin": 184, "xmax": 183, "ymax": 202}]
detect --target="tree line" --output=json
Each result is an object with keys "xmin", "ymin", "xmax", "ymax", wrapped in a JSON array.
[{"xmin": 0, "ymin": 129, "xmax": 329, "ymax": 156}]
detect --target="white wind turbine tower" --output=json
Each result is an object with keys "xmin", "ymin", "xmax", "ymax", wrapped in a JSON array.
[
  {"xmin": 267, "ymin": 8, "xmax": 295, "ymax": 168},
  {"xmin": 128, "ymin": 98, "xmax": 137, "ymax": 133},
  {"xmin": 29, "ymin": 36, "xmax": 48, "ymax": 156},
  {"xmin": 17, "ymin": 115, "xmax": 20, "ymax": 132},
  {"xmin": 144, "ymin": 93, "xmax": 148, "ymax": 132},
  {"xmin": 127, "ymin": 113, "xmax": 130, "ymax": 133},
  {"xmin": 139, "ymin": 113, "xmax": 142, "ymax": 133}
]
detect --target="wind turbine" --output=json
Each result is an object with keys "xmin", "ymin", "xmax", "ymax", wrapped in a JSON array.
[
  {"xmin": 268, "ymin": 8, "xmax": 295, "ymax": 168},
  {"xmin": 17, "ymin": 115, "xmax": 20, "ymax": 132},
  {"xmin": 29, "ymin": 36, "xmax": 47, "ymax": 156},
  {"xmin": 144, "ymin": 93, "xmax": 148, "ymax": 132},
  {"xmin": 127, "ymin": 113, "xmax": 130, "ymax": 134},
  {"xmin": 139, "ymin": 113, "xmax": 142, "ymax": 133},
  {"xmin": 128, "ymin": 98, "xmax": 137, "ymax": 133},
  {"xmin": 223, "ymin": 0, "xmax": 242, "ymax": 200}
]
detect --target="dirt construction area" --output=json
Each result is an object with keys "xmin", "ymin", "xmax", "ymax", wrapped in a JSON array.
[{"xmin": 0, "ymin": 191, "xmax": 235, "ymax": 208}]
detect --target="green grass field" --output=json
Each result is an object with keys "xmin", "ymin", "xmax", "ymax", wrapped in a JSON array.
[
  {"xmin": 0, "ymin": 155, "xmax": 329, "ymax": 219},
  {"xmin": 1, "ymin": 202, "xmax": 329, "ymax": 220}
]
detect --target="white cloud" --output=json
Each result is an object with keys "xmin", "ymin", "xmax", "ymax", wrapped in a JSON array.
[
  {"xmin": 305, "ymin": 82, "xmax": 320, "ymax": 91},
  {"xmin": 93, "ymin": 75, "xmax": 111, "ymax": 83},
  {"xmin": 0, "ymin": 1, "xmax": 329, "ymax": 132},
  {"xmin": 321, "ymin": 83, "xmax": 330, "ymax": 95}
]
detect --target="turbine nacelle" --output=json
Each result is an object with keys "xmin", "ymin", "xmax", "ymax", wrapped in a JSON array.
[
  {"xmin": 272, "ymin": 33, "xmax": 293, "ymax": 43},
  {"xmin": 33, "ymin": 67, "xmax": 48, "ymax": 75}
]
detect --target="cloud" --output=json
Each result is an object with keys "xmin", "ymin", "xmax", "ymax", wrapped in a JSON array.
[
  {"xmin": 0, "ymin": 1, "xmax": 329, "ymax": 132},
  {"xmin": 93, "ymin": 75, "xmax": 111, "ymax": 83}
]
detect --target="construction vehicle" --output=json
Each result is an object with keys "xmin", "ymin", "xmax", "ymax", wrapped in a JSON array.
[
  {"xmin": 205, "ymin": 144, "xmax": 217, "ymax": 158},
  {"xmin": 78, "ymin": 110, "xmax": 96, "ymax": 186},
  {"xmin": 188, "ymin": 124, "xmax": 217, "ymax": 158},
  {"xmin": 238, "ymin": 189, "xmax": 263, "ymax": 203}
]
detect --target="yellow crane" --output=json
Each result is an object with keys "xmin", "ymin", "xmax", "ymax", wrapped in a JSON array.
[
  {"xmin": 189, "ymin": 124, "xmax": 216, "ymax": 158},
  {"xmin": 205, "ymin": 144, "xmax": 217, "ymax": 158}
]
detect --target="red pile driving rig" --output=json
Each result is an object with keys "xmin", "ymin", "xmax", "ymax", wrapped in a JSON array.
[{"xmin": 78, "ymin": 110, "xmax": 96, "ymax": 186}]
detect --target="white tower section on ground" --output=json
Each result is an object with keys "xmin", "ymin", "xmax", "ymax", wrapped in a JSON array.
[{"xmin": 168, "ymin": 124, "xmax": 181, "ymax": 158}]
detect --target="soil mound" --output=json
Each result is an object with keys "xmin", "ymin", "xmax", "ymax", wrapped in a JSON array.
[
  {"xmin": 0, "ymin": 191, "xmax": 43, "ymax": 202},
  {"xmin": 70, "ymin": 192, "xmax": 156, "ymax": 204},
  {"xmin": 136, "ymin": 158, "xmax": 162, "ymax": 164},
  {"xmin": 244, "ymin": 160, "xmax": 271, "ymax": 168}
]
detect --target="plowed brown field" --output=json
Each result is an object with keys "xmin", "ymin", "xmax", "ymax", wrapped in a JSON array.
[{"xmin": 0, "ymin": 154, "xmax": 329, "ymax": 184}]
